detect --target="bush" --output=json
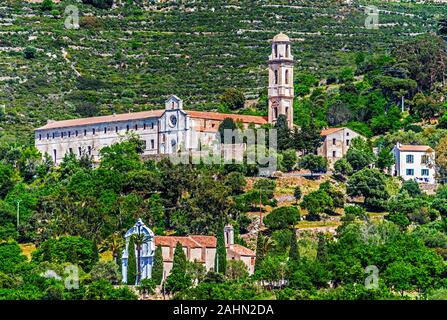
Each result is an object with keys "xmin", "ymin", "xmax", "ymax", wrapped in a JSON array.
[{"xmin": 23, "ymin": 47, "xmax": 37, "ymax": 59}]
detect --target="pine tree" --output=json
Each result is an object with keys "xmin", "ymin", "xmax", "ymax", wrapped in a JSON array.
[
  {"xmin": 289, "ymin": 227, "xmax": 299, "ymax": 262},
  {"xmin": 215, "ymin": 221, "xmax": 227, "ymax": 274},
  {"xmin": 254, "ymin": 232, "xmax": 265, "ymax": 272},
  {"xmin": 152, "ymin": 245, "xmax": 164, "ymax": 285},
  {"xmin": 316, "ymin": 233, "xmax": 328, "ymax": 263},
  {"xmin": 126, "ymin": 236, "xmax": 136, "ymax": 285}
]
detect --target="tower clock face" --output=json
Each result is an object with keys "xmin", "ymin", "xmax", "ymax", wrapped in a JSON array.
[{"xmin": 169, "ymin": 115, "xmax": 177, "ymax": 127}]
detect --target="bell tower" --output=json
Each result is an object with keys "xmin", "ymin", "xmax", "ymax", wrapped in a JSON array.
[{"xmin": 268, "ymin": 33, "xmax": 294, "ymax": 128}]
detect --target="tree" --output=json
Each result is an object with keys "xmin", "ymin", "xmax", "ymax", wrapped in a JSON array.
[
  {"xmin": 81, "ymin": 0, "xmax": 113, "ymax": 9},
  {"xmin": 218, "ymin": 118, "xmax": 238, "ymax": 144},
  {"xmin": 226, "ymin": 260, "xmax": 248, "ymax": 281},
  {"xmin": 384, "ymin": 261, "xmax": 415, "ymax": 295},
  {"xmin": 220, "ymin": 89, "xmax": 245, "ymax": 110},
  {"xmin": 264, "ymin": 206, "xmax": 300, "ymax": 230},
  {"xmin": 23, "ymin": 47, "xmax": 36, "ymax": 59},
  {"xmin": 316, "ymin": 233, "xmax": 328, "ymax": 263},
  {"xmin": 32, "ymin": 236, "xmax": 99, "ymax": 272},
  {"xmin": 254, "ymin": 232, "xmax": 266, "ymax": 273},
  {"xmin": 376, "ymin": 146, "xmax": 395, "ymax": 173},
  {"xmin": 299, "ymin": 154, "xmax": 327, "ymax": 176},
  {"xmin": 126, "ymin": 236, "xmax": 136, "ymax": 285},
  {"xmin": 393, "ymin": 34, "xmax": 447, "ymax": 92},
  {"xmin": 0, "ymin": 163, "xmax": 15, "ymax": 198},
  {"xmin": 436, "ymin": 135, "xmax": 447, "ymax": 179},
  {"xmin": 281, "ymin": 149, "xmax": 297, "ymax": 172},
  {"xmin": 132, "ymin": 233, "xmax": 149, "ymax": 285},
  {"xmin": 90, "ymin": 261, "xmax": 122, "ymax": 284},
  {"xmin": 410, "ymin": 93, "xmax": 442, "ymax": 120},
  {"xmin": 165, "ymin": 242, "xmax": 190, "ymax": 293},
  {"xmin": 289, "ymin": 229, "xmax": 299, "ymax": 263},
  {"xmin": 300, "ymin": 190, "xmax": 333, "ymax": 220},
  {"xmin": 401, "ymin": 179, "xmax": 422, "ymax": 198},
  {"xmin": 152, "ymin": 245, "xmax": 164, "ymax": 285},
  {"xmin": 346, "ymin": 137, "xmax": 375, "ymax": 172},
  {"xmin": 293, "ymin": 186, "xmax": 302, "ymax": 204},
  {"xmin": 223, "ymin": 172, "xmax": 246, "ymax": 195},
  {"xmin": 347, "ymin": 168, "xmax": 389, "ymax": 210},
  {"xmin": 275, "ymin": 115, "xmax": 292, "ymax": 151},
  {"xmin": 215, "ymin": 221, "xmax": 227, "ymax": 274},
  {"xmin": 0, "ymin": 241, "xmax": 26, "ymax": 274},
  {"xmin": 296, "ymin": 119, "xmax": 322, "ymax": 154},
  {"xmin": 99, "ymin": 232, "xmax": 124, "ymax": 264},
  {"xmin": 334, "ymin": 158, "xmax": 353, "ymax": 177},
  {"xmin": 40, "ymin": 0, "xmax": 53, "ymax": 11}
]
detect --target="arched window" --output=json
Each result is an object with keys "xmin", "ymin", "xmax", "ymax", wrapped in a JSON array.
[
  {"xmin": 274, "ymin": 107, "xmax": 278, "ymax": 119},
  {"xmin": 274, "ymin": 70, "xmax": 278, "ymax": 84},
  {"xmin": 274, "ymin": 44, "xmax": 278, "ymax": 58},
  {"xmin": 285, "ymin": 69, "xmax": 289, "ymax": 84},
  {"xmin": 286, "ymin": 44, "xmax": 289, "ymax": 58}
]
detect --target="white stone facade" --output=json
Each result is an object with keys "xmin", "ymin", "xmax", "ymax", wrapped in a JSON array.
[{"xmin": 392, "ymin": 143, "xmax": 436, "ymax": 184}]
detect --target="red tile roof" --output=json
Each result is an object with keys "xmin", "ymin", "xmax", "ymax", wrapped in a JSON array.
[
  {"xmin": 320, "ymin": 127, "xmax": 343, "ymax": 136},
  {"xmin": 186, "ymin": 110, "xmax": 268, "ymax": 125},
  {"xmin": 227, "ymin": 244, "xmax": 256, "ymax": 257},
  {"xmin": 155, "ymin": 236, "xmax": 203, "ymax": 248},
  {"xmin": 35, "ymin": 109, "xmax": 267, "ymax": 131},
  {"xmin": 190, "ymin": 235, "xmax": 217, "ymax": 247},
  {"xmin": 36, "ymin": 110, "xmax": 165, "ymax": 130},
  {"xmin": 397, "ymin": 145, "xmax": 434, "ymax": 152}
]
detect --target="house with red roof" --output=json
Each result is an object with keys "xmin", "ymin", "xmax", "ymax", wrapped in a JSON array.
[
  {"xmin": 392, "ymin": 143, "xmax": 436, "ymax": 184},
  {"xmin": 317, "ymin": 127, "xmax": 363, "ymax": 168}
]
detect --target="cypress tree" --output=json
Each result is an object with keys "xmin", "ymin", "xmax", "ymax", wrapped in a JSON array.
[
  {"xmin": 316, "ymin": 233, "xmax": 328, "ymax": 263},
  {"xmin": 152, "ymin": 245, "xmax": 164, "ymax": 285},
  {"xmin": 289, "ymin": 227, "xmax": 299, "ymax": 262},
  {"xmin": 165, "ymin": 242, "xmax": 190, "ymax": 293},
  {"xmin": 215, "ymin": 222, "xmax": 227, "ymax": 274},
  {"xmin": 254, "ymin": 232, "xmax": 265, "ymax": 272},
  {"xmin": 127, "ymin": 236, "xmax": 136, "ymax": 285},
  {"xmin": 275, "ymin": 114, "xmax": 292, "ymax": 151}
]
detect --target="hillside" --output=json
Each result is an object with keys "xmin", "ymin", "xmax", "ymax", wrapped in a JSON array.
[{"xmin": 0, "ymin": 0, "xmax": 446, "ymax": 143}]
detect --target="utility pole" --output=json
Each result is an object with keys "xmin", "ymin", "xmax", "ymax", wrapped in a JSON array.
[
  {"xmin": 15, "ymin": 199, "xmax": 22, "ymax": 228},
  {"xmin": 259, "ymin": 189, "xmax": 262, "ymax": 227}
]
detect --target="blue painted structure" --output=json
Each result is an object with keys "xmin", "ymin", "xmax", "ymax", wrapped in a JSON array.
[{"xmin": 121, "ymin": 218, "xmax": 155, "ymax": 285}]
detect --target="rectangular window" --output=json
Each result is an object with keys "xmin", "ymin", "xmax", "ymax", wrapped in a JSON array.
[
  {"xmin": 78, "ymin": 147, "xmax": 82, "ymax": 156},
  {"xmin": 144, "ymin": 123, "xmax": 147, "ymax": 130},
  {"xmin": 69, "ymin": 148, "xmax": 73, "ymax": 154},
  {"xmin": 75, "ymin": 130, "xmax": 78, "ymax": 136},
  {"xmin": 52, "ymin": 132, "xmax": 55, "ymax": 139},
  {"xmin": 115, "ymin": 126, "xmax": 118, "ymax": 133},
  {"xmin": 88, "ymin": 146, "xmax": 92, "ymax": 156},
  {"xmin": 47, "ymin": 133, "xmax": 50, "ymax": 139},
  {"xmin": 151, "ymin": 123, "xmax": 154, "ymax": 129},
  {"xmin": 61, "ymin": 132, "xmax": 64, "ymax": 138},
  {"xmin": 53, "ymin": 149, "xmax": 57, "ymax": 163},
  {"xmin": 332, "ymin": 138, "xmax": 336, "ymax": 145},
  {"xmin": 421, "ymin": 155, "xmax": 429, "ymax": 164},
  {"xmin": 135, "ymin": 124, "xmax": 138, "ymax": 131},
  {"xmin": 126, "ymin": 125, "xmax": 130, "ymax": 132},
  {"xmin": 84, "ymin": 129, "xmax": 87, "ymax": 136},
  {"xmin": 68, "ymin": 131, "xmax": 71, "ymax": 138},
  {"xmin": 406, "ymin": 155, "xmax": 414, "ymax": 164},
  {"xmin": 346, "ymin": 139, "xmax": 350, "ymax": 146},
  {"xmin": 346, "ymin": 132, "xmax": 350, "ymax": 136},
  {"xmin": 104, "ymin": 127, "xmax": 107, "ymax": 134},
  {"xmin": 422, "ymin": 169, "xmax": 429, "ymax": 176},
  {"xmin": 406, "ymin": 169, "xmax": 414, "ymax": 176},
  {"xmin": 92, "ymin": 128, "xmax": 96, "ymax": 135},
  {"xmin": 332, "ymin": 151, "xmax": 336, "ymax": 158},
  {"xmin": 39, "ymin": 134, "xmax": 42, "ymax": 140},
  {"xmin": 151, "ymin": 139, "xmax": 155, "ymax": 149}
]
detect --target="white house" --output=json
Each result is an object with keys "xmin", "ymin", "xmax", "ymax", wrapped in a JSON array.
[{"xmin": 392, "ymin": 143, "xmax": 436, "ymax": 184}]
